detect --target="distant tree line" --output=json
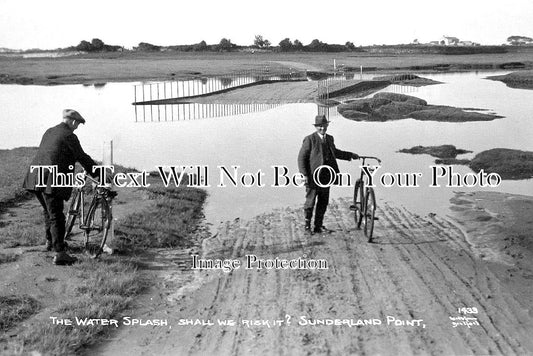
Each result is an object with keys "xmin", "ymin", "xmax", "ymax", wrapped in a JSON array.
[
  {"xmin": 65, "ymin": 36, "xmax": 362, "ymax": 53},
  {"xmin": 66, "ymin": 34, "xmax": 526, "ymax": 54},
  {"xmin": 133, "ymin": 37, "xmax": 361, "ymax": 53},
  {"xmin": 278, "ymin": 38, "xmax": 360, "ymax": 52},
  {"xmin": 135, "ymin": 38, "xmax": 236, "ymax": 52},
  {"xmin": 507, "ymin": 36, "xmax": 533, "ymax": 45},
  {"xmin": 69, "ymin": 38, "xmax": 123, "ymax": 52}
]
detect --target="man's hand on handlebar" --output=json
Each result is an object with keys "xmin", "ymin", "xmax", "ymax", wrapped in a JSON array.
[
  {"xmin": 84, "ymin": 171, "xmax": 113, "ymax": 188},
  {"xmin": 353, "ymin": 156, "xmax": 382, "ymax": 165}
]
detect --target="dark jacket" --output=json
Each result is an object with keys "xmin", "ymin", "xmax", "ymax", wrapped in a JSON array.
[
  {"xmin": 23, "ymin": 122, "xmax": 97, "ymax": 200},
  {"xmin": 297, "ymin": 132, "xmax": 352, "ymax": 188}
]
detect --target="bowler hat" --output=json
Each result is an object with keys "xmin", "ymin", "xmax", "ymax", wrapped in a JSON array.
[
  {"xmin": 63, "ymin": 109, "xmax": 86, "ymax": 124},
  {"xmin": 313, "ymin": 115, "xmax": 329, "ymax": 126}
]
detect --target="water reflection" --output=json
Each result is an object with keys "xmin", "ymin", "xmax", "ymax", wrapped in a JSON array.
[
  {"xmin": 82, "ymin": 82, "xmax": 107, "ymax": 89},
  {"xmin": 318, "ymin": 105, "xmax": 341, "ymax": 119},
  {"xmin": 386, "ymin": 84, "xmax": 420, "ymax": 95},
  {"xmin": 1, "ymin": 71, "xmax": 532, "ymax": 227},
  {"xmin": 136, "ymin": 100, "xmax": 343, "ymax": 123},
  {"xmin": 134, "ymin": 102, "xmax": 283, "ymax": 122},
  {"xmin": 133, "ymin": 69, "xmax": 307, "ymax": 104}
]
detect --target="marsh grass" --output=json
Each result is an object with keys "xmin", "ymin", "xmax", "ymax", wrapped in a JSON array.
[
  {"xmin": 0, "ymin": 147, "xmax": 37, "ymax": 215},
  {"xmin": 0, "ymin": 252, "xmax": 19, "ymax": 264},
  {"xmin": 0, "ymin": 215, "xmax": 43, "ymax": 248},
  {"xmin": 116, "ymin": 185, "xmax": 206, "ymax": 249},
  {"xmin": 8, "ymin": 257, "xmax": 145, "ymax": 355},
  {"xmin": 74, "ymin": 258, "xmax": 144, "ymax": 297},
  {"xmin": 469, "ymin": 148, "xmax": 533, "ymax": 179},
  {"xmin": 3, "ymin": 48, "xmax": 533, "ymax": 86},
  {"xmin": 0, "ymin": 295, "xmax": 40, "ymax": 332}
]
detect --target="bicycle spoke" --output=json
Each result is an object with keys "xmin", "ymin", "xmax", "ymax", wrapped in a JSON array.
[
  {"xmin": 353, "ymin": 179, "xmax": 363, "ymax": 230},
  {"xmin": 352, "ymin": 157, "xmax": 380, "ymax": 242},
  {"xmin": 84, "ymin": 197, "xmax": 111, "ymax": 258},
  {"xmin": 65, "ymin": 190, "xmax": 81, "ymax": 240},
  {"xmin": 364, "ymin": 188, "xmax": 376, "ymax": 242}
]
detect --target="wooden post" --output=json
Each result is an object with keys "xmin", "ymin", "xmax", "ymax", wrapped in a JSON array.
[
  {"xmin": 149, "ymin": 85, "xmax": 153, "ymax": 120},
  {"xmin": 102, "ymin": 139, "xmax": 114, "ymax": 254},
  {"xmin": 103, "ymin": 140, "xmax": 113, "ymax": 166},
  {"xmin": 134, "ymin": 86, "xmax": 138, "ymax": 122}
]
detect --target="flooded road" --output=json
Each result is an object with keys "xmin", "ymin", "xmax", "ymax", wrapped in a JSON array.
[{"xmin": 1, "ymin": 71, "xmax": 532, "ymax": 226}]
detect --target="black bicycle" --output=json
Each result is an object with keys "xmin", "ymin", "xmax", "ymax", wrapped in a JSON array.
[
  {"xmin": 350, "ymin": 156, "xmax": 381, "ymax": 242},
  {"xmin": 65, "ymin": 172, "xmax": 117, "ymax": 258}
]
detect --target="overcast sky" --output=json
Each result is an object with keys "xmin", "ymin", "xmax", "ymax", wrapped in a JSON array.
[{"xmin": 1, "ymin": 0, "xmax": 532, "ymax": 49}]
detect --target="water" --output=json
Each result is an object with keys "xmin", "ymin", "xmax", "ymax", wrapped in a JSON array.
[
  {"xmin": 133, "ymin": 68, "xmax": 306, "ymax": 104},
  {"xmin": 1, "ymin": 72, "xmax": 532, "ymax": 227}
]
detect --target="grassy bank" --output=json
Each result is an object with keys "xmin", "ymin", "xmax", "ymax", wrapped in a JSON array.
[
  {"xmin": 2, "ymin": 258, "xmax": 145, "ymax": 355},
  {"xmin": 398, "ymin": 146, "xmax": 533, "ymax": 179},
  {"xmin": 469, "ymin": 148, "xmax": 533, "ymax": 179},
  {"xmin": 0, "ymin": 147, "xmax": 206, "ymax": 355},
  {"xmin": 0, "ymin": 295, "xmax": 40, "ymax": 331},
  {"xmin": 115, "ymin": 185, "xmax": 206, "ymax": 250},
  {"xmin": 2, "ymin": 49, "xmax": 533, "ymax": 85},
  {"xmin": 0, "ymin": 147, "xmax": 37, "ymax": 211},
  {"xmin": 487, "ymin": 70, "xmax": 533, "ymax": 89}
]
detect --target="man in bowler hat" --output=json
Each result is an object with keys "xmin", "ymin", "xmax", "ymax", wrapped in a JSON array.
[
  {"xmin": 23, "ymin": 109, "xmax": 98, "ymax": 265},
  {"xmin": 298, "ymin": 115, "xmax": 359, "ymax": 234}
]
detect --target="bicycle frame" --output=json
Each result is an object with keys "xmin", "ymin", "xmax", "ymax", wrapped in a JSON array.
[
  {"xmin": 65, "ymin": 172, "xmax": 116, "ymax": 257},
  {"xmin": 359, "ymin": 157, "xmax": 379, "ymax": 185},
  {"xmin": 352, "ymin": 156, "xmax": 381, "ymax": 242},
  {"xmin": 358, "ymin": 156, "xmax": 381, "ymax": 192},
  {"xmin": 66, "ymin": 173, "xmax": 102, "ymax": 235},
  {"xmin": 65, "ymin": 185, "xmax": 85, "ymax": 238}
]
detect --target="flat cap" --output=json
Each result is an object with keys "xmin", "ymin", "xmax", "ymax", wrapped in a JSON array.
[{"xmin": 63, "ymin": 109, "xmax": 86, "ymax": 124}]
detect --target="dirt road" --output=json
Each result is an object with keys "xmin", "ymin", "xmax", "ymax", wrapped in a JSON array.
[{"xmin": 94, "ymin": 197, "xmax": 533, "ymax": 355}]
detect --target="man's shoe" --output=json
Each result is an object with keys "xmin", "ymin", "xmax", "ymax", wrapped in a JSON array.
[
  {"xmin": 53, "ymin": 251, "xmax": 77, "ymax": 266},
  {"xmin": 313, "ymin": 226, "xmax": 331, "ymax": 234},
  {"xmin": 102, "ymin": 244, "xmax": 114, "ymax": 255},
  {"xmin": 304, "ymin": 219, "xmax": 312, "ymax": 235}
]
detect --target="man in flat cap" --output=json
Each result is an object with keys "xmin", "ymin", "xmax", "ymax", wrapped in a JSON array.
[
  {"xmin": 23, "ymin": 109, "xmax": 98, "ymax": 265},
  {"xmin": 298, "ymin": 115, "xmax": 358, "ymax": 234}
]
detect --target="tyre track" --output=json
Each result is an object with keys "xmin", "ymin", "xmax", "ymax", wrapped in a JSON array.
[
  {"xmin": 376, "ymin": 200, "xmax": 526, "ymax": 354},
  {"xmin": 377, "ymin": 203, "xmax": 489, "ymax": 354},
  {"xmin": 331, "ymin": 200, "xmax": 437, "ymax": 355},
  {"xmin": 346, "ymin": 203, "xmax": 453, "ymax": 355},
  {"xmin": 98, "ymin": 198, "xmax": 533, "ymax": 356}
]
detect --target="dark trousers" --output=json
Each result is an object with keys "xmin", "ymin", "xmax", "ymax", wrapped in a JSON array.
[
  {"xmin": 304, "ymin": 186, "xmax": 330, "ymax": 228},
  {"xmin": 33, "ymin": 191, "xmax": 67, "ymax": 252}
]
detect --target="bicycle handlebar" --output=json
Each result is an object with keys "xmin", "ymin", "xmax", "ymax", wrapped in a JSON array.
[
  {"xmin": 356, "ymin": 156, "xmax": 382, "ymax": 165},
  {"xmin": 85, "ymin": 173, "xmax": 100, "ymax": 185},
  {"xmin": 82, "ymin": 170, "xmax": 113, "ymax": 189}
]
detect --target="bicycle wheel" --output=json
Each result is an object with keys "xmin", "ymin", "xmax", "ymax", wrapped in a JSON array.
[
  {"xmin": 353, "ymin": 179, "xmax": 365, "ymax": 229},
  {"xmin": 364, "ymin": 188, "xmax": 376, "ymax": 242},
  {"xmin": 65, "ymin": 190, "xmax": 81, "ymax": 239},
  {"xmin": 84, "ymin": 196, "xmax": 111, "ymax": 258}
]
